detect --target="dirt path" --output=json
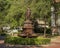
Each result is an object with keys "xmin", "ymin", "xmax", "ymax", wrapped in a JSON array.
[
  {"xmin": 44, "ymin": 44, "xmax": 60, "ymax": 48},
  {"xmin": 44, "ymin": 36, "xmax": 60, "ymax": 48}
]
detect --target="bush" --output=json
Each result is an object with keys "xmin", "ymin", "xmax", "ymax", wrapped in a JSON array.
[{"xmin": 5, "ymin": 36, "xmax": 51, "ymax": 45}]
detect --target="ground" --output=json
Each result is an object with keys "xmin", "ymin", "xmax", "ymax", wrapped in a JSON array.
[
  {"xmin": 0, "ymin": 36, "xmax": 60, "ymax": 48},
  {"xmin": 44, "ymin": 36, "xmax": 60, "ymax": 48}
]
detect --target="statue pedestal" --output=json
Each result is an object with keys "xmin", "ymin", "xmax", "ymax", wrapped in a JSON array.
[{"xmin": 18, "ymin": 19, "xmax": 38, "ymax": 38}]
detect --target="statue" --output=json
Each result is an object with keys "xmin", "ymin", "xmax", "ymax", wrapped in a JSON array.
[
  {"xmin": 18, "ymin": 7, "xmax": 38, "ymax": 38},
  {"xmin": 26, "ymin": 7, "xmax": 31, "ymax": 19}
]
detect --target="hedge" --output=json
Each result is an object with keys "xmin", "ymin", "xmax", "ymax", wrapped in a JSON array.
[{"xmin": 5, "ymin": 37, "xmax": 51, "ymax": 45}]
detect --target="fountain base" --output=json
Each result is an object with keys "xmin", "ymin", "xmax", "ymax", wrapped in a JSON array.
[{"xmin": 18, "ymin": 19, "xmax": 38, "ymax": 38}]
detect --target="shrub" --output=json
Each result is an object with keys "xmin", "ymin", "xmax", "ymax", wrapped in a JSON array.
[{"xmin": 5, "ymin": 36, "xmax": 51, "ymax": 45}]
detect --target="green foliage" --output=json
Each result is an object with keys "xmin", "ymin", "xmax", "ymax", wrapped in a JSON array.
[
  {"xmin": 55, "ymin": 3, "xmax": 60, "ymax": 16},
  {"xmin": 5, "ymin": 36, "xmax": 51, "ymax": 45},
  {"xmin": 0, "ymin": 0, "xmax": 52, "ymax": 27},
  {"xmin": 0, "ymin": 0, "xmax": 10, "ymax": 26}
]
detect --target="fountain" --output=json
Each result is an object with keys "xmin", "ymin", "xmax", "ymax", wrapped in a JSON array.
[{"xmin": 18, "ymin": 7, "xmax": 38, "ymax": 38}]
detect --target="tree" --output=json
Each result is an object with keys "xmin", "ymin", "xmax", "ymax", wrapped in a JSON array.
[
  {"xmin": 0, "ymin": 0, "xmax": 52, "ymax": 28},
  {"xmin": 0, "ymin": 0, "xmax": 10, "ymax": 27}
]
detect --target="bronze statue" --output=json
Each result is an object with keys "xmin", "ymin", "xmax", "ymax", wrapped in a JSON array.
[
  {"xmin": 26, "ymin": 7, "xmax": 31, "ymax": 19},
  {"xmin": 18, "ymin": 7, "xmax": 38, "ymax": 38}
]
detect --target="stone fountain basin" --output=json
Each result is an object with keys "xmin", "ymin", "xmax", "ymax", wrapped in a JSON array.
[{"xmin": 18, "ymin": 33, "xmax": 38, "ymax": 38}]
